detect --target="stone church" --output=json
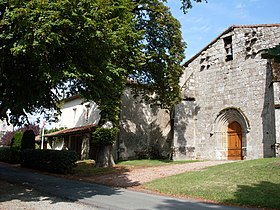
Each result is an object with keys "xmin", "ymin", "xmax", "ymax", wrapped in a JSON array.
[
  {"xmin": 44, "ymin": 24, "xmax": 280, "ymax": 161},
  {"xmin": 173, "ymin": 24, "xmax": 280, "ymax": 160}
]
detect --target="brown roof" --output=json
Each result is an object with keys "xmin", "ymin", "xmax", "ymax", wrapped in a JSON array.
[
  {"xmin": 63, "ymin": 95, "xmax": 81, "ymax": 103},
  {"xmin": 45, "ymin": 124, "xmax": 97, "ymax": 137},
  {"xmin": 183, "ymin": 23, "xmax": 280, "ymax": 67},
  {"xmin": 35, "ymin": 135, "xmax": 41, "ymax": 141}
]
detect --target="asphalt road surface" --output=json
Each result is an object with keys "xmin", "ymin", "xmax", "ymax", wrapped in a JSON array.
[{"xmin": 0, "ymin": 162, "xmax": 258, "ymax": 210}]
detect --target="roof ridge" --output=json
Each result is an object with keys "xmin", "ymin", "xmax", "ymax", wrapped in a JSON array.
[
  {"xmin": 231, "ymin": 23, "xmax": 280, "ymax": 28},
  {"xmin": 183, "ymin": 23, "xmax": 280, "ymax": 67}
]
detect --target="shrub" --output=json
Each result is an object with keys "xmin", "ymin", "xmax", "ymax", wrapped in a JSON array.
[
  {"xmin": 21, "ymin": 149, "xmax": 78, "ymax": 174},
  {"xmin": 21, "ymin": 130, "xmax": 35, "ymax": 150},
  {"xmin": 10, "ymin": 131, "xmax": 23, "ymax": 163},
  {"xmin": 92, "ymin": 127, "xmax": 119, "ymax": 146},
  {"xmin": 0, "ymin": 131, "xmax": 15, "ymax": 146},
  {"xmin": 0, "ymin": 146, "xmax": 12, "ymax": 163}
]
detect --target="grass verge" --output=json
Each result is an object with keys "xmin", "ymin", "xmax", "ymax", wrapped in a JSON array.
[
  {"xmin": 73, "ymin": 160, "xmax": 116, "ymax": 176},
  {"xmin": 144, "ymin": 158, "xmax": 280, "ymax": 209}
]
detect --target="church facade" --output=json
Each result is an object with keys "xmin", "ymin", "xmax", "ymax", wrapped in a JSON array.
[{"xmin": 173, "ymin": 24, "xmax": 280, "ymax": 160}]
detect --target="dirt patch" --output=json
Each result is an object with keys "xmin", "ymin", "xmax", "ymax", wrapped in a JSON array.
[{"xmin": 58, "ymin": 160, "xmax": 229, "ymax": 188}]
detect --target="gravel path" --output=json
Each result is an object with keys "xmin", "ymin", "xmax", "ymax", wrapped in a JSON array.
[{"xmin": 80, "ymin": 160, "xmax": 230, "ymax": 188}]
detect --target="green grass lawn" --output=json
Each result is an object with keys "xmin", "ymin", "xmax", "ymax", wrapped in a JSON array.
[
  {"xmin": 73, "ymin": 159, "xmax": 117, "ymax": 176},
  {"xmin": 144, "ymin": 158, "xmax": 280, "ymax": 209}
]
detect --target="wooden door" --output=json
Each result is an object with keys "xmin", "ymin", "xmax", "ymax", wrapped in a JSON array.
[
  {"xmin": 227, "ymin": 121, "xmax": 242, "ymax": 160},
  {"xmin": 70, "ymin": 135, "xmax": 83, "ymax": 160}
]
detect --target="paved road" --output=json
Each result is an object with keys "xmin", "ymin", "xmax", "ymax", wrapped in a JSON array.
[{"xmin": 0, "ymin": 163, "xmax": 257, "ymax": 210}]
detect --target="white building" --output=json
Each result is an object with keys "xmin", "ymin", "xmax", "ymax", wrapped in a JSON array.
[
  {"xmin": 52, "ymin": 95, "xmax": 100, "ymax": 129},
  {"xmin": 0, "ymin": 119, "xmax": 13, "ymax": 139}
]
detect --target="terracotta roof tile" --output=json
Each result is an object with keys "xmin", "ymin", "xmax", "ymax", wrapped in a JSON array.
[{"xmin": 45, "ymin": 124, "xmax": 97, "ymax": 137}]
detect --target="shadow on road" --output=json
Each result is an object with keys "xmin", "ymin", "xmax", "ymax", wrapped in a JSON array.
[
  {"xmin": 0, "ymin": 162, "xmax": 122, "ymax": 204},
  {"xmin": 0, "ymin": 180, "xmax": 62, "ymax": 204}
]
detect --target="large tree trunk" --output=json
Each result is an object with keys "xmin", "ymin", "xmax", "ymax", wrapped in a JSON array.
[{"xmin": 94, "ymin": 144, "xmax": 115, "ymax": 168}]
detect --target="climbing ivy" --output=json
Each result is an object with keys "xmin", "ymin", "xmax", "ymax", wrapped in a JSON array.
[{"xmin": 92, "ymin": 127, "xmax": 119, "ymax": 146}]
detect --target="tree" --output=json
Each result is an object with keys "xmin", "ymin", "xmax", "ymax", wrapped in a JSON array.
[
  {"xmin": 180, "ymin": 0, "xmax": 207, "ymax": 13},
  {"xmin": 0, "ymin": 0, "xmax": 205, "ymax": 167},
  {"xmin": 262, "ymin": 44, "xmax": 280, "ymax": 63}
]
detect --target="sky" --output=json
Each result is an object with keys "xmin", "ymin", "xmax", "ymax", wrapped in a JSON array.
[{"xmin": 166, "ymin": 0, "xmax": 280, "ymax": 62}]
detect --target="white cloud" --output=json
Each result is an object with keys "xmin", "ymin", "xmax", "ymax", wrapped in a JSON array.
[
  {"xmin": 190, "ymin": 25, "xmax": 212, "ymax": 33},
  {"xmin": 235, "ymin": 3, "xmax": 246, "ymax": 9},
  {"xmin": 185, "ymin": 16, "xmax": 204, "ymax": 24}
]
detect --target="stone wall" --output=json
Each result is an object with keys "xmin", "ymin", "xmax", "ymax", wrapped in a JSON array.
[
  {"xmin": 175, "ymin": 25, "xmax": 280, "ymax": 160},
  {"xmin": 272, "ymin": 61, "xmax": 280, "ymax": 157},
  {"xmin": 118, "ymin": 88, "xmax": 173, "ymax": 160},
  {"xmin": 52, "ymin": 88, "xmax": 172, "ymax": 161}
]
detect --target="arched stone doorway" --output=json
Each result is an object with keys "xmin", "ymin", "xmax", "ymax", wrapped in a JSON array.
[
  {"xmin": 227, "ymin": 121, "xmax": 242, "ymax": 160},
  {"xmin": 212, "ymin": 108, "xmax": 250, "ymax": 160}
]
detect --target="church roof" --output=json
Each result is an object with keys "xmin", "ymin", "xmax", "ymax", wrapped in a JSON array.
[{"xmin": 183, "ymin": 23, "xmax": 280, "ymax": 67}]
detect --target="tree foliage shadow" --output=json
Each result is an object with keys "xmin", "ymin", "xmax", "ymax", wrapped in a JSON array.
[
  {"xmin": 261, "ymin": 63, "xmax": 277, "ymax": 158},
  {"xmin": 71, "ymin": 163, "xmax": 142, "ymax": 188},
  {"xmin": 223, "ymin": 181, "xmax": 280, "ymax": 210},
  {"xmin": 174, "ymin": 100, "xmax": 200, "ymax": 157},
  {"xmin": 119, "ymin": 88, "xmax": 173, "ymax": 160},
  {"xmin": 0, "ymin": 179, "xmax": 66, "ymax": 204},
  {"xmin": 0, "ymin": 162, "xmax": 124, "ymax": 205}
]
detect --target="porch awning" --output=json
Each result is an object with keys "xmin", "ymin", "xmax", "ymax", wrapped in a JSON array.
[{"xmin": 45, "ymin": 124, "xmax": 97, "ymax": 137}]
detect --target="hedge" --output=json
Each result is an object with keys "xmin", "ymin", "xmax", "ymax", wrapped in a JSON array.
[
  {"xmin": 0, "ymin": 146, "xmax": 12, "ymax": 163},
  {"xmin": 21, "ymin": 149, "xmax": 78, "ymax": 174},
  {"xmin": 21, "ymin": 130, "xmax": 35, "ymax": 150},
  {"xmin": 10, "ymin": 131, "xmax": 23, "ymax": 163}
]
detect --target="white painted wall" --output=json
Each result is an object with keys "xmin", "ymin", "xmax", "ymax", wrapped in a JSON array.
[
  {"xmin": 0, "ymin": 119, "xmax": 13, "ymax": 137},
  {"xmin": 53, "ymin": 96, "xmax": 100, "ymax": 129}
]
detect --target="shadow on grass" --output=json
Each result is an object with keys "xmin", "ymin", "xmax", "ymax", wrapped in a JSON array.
[
  {"xmin": 73, "ymin": 166, "xmax": 141, "ymax": 188},
  {"xmin": 72, "ymin": 159, "xmax": 199, "ymax": 188},
  {"xmin": 223, "ymin": 181, "xmax": 280, "ymax": 209},
  {"xmin": 67, "ymin": 160, "xmax": 141, "ymax": 188}
]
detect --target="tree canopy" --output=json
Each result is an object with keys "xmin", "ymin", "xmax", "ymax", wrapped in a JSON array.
[
  {"xmin": 262, "ymin": 44, "xmax": 280, "ymax": 63},
  {"xmin": 0, "ymin": 0, "xmax": 204, "ymax": 126},
  {"xmin": 180, "ymin": 0, "xmax": 207, "ymax": 13}
]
